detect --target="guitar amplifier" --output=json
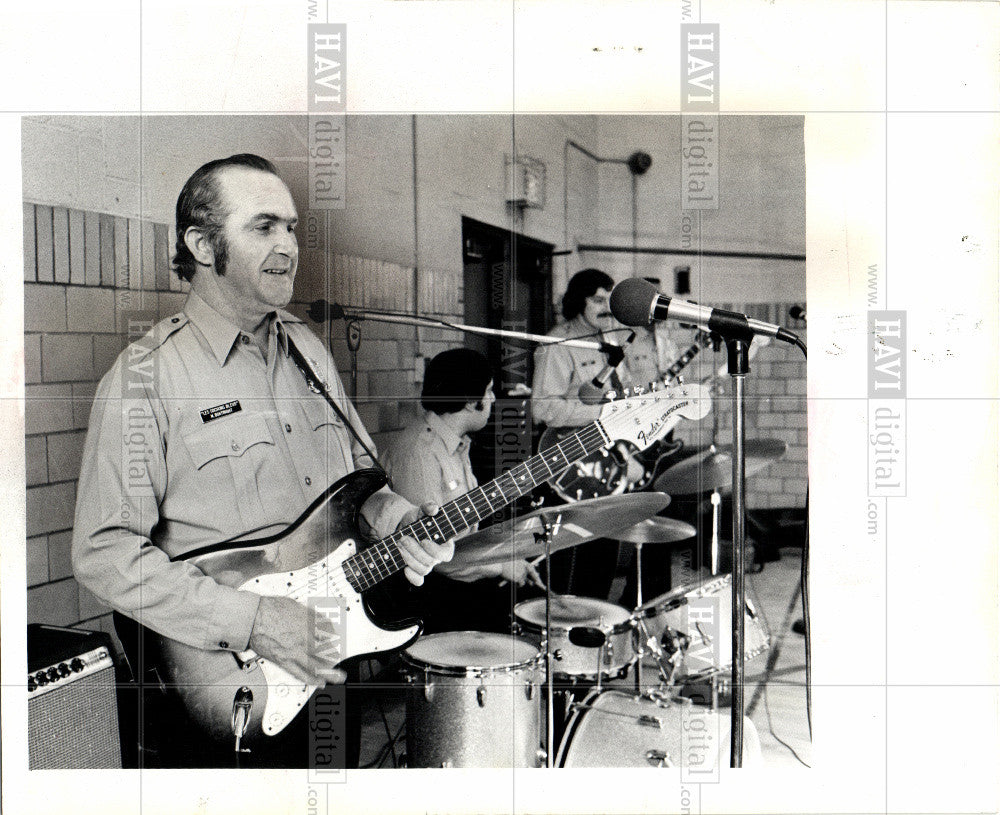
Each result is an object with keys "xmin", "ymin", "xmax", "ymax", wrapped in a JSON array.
[{"xmin": 27, "ymin": 624, "xmax": 122, "ymax": 769}]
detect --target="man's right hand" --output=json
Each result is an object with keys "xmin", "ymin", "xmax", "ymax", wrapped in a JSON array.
[{"xmin": 247, "ymin": 595, "xmax": 347, "ymax": 686}]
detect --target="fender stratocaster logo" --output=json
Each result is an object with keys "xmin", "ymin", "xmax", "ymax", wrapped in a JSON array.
[{"xmin": 635, "ymin": 399, "xmax": 690, "ymax": 446}]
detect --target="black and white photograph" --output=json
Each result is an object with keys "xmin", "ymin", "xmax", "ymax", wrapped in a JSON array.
[{"xmin": 2, "ymin": 3, "xmax": 997, "ymax": 815}]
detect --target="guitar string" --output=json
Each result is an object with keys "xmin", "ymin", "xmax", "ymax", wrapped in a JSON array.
[
  {"xmin": 273, "ymin": 432, "xmax": 602, "ymax": 597},
  {"xmin": 267, "ymin": 389, "xmax": 696, "ymax": 597},
  {"xmin": 268, "ymin": 423, "xmax": 612, "ymax": 598}
]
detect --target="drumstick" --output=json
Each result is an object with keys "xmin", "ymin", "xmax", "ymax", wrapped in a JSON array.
[
  {"xmin": 525, "ymin": 561, "xmax": 547, "ymax": 591},
  {"xmin": 498, "ymin": 560, "xmax": 548, "ymax": 591}
]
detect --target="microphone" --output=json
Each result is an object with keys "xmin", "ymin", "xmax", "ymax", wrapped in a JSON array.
[
  {"xmin": 609, "ymin": 278, "xmax": 800, "ymax": 345},
  {"xmin": 789, "ymin": 305, "xmax": 806, "ymax": 323},
  {"xmin": 578, "ymin": 333, "xmax": 634, "ymax": 405}
]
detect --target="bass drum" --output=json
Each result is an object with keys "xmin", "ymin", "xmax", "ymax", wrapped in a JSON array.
[
  {"xmin": 401, "ymin": 631, "xmax": 542, "ymax": 768},
  {"xmin": 557, "ymin": 689, "xmax": 762, "ymax": 768}
]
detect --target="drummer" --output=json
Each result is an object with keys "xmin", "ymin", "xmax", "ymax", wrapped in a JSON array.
[{"xmin": 384, "ymin": 348, "xmax": 543, "ymax": 634}]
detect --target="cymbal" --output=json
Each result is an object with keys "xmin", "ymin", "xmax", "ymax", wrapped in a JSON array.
[
  {"xmin": 652, "ymin": 439, "xmax": 787, "ymax": 496},
  {"xmin": 613, "ymin": 517, "xmax": 696, "ymax": 545},
  {"xmin": 450, "ymin": 493, "xmax": 671, "ymax": 568}
]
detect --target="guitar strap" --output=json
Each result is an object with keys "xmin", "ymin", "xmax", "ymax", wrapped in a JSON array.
[{"xmin": 285, "ymin": 334, "xmax": 394, "ymax": 490}]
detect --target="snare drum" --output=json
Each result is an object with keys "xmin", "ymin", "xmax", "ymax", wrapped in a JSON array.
[
  {"xmin": 557, "ymin": 689, "xmax": 762, "ymax": 768},
  {"xmin": 635, "ymin": 573, "xmax": 769, "ymax": 681},
  {"xmin": 400, "ymin": 631, "xmax": 541, "ymax": 768},
  {"xmin": 513, "ymin": 596, "xmax": 635, "ymax": 681}
]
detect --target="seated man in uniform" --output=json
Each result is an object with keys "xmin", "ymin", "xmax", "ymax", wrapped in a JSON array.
[
  {"xmin": 383, "ymin": 348, "xmax": 540, "ymax": 635},
  {"xmin": 71, "ymin": 153, "xmax": 453, "ymax": 768}
]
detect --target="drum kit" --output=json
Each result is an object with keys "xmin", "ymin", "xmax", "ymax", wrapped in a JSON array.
[{"xmin": 399, "ymin": 438, "xmax": 787, "ymax": 769}]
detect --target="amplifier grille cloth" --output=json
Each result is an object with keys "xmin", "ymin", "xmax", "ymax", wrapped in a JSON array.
[{"xmin": 28, "ymin": 665, "xmax": 121, "ymax": 770}]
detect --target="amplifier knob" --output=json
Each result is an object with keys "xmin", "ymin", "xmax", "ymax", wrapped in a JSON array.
[
  {"xmin": 58, "ymin": 662, "xmax": 71, "ymax": 677},
  {"xmin": 70, "ymin": 658, "xmax": 84, "ymax": 673},
  {"xmin": 47, "ymin": 667, "xmax": 60, "ymax": 682},
  {"xmin": 28, "ymin": 676, "xmax": 36, "ymax": 692},
  {"xmin": 34, "ymin": 671, "xmax": 49, "ymax": 687}
]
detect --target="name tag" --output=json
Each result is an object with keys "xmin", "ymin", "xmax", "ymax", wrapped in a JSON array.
[{"xmin": 200, "ymin": 400, "xmax": 242, "ymax": 423}]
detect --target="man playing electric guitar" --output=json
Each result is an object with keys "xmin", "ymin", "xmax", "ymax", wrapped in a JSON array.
[{"xmin": 71, "ymin": 154, "xmax": 454, "ymax": 768}]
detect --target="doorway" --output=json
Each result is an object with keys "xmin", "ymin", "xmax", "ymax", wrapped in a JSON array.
[{"xmin": 461, "ymin": 217, "xmax": 553, "ymax": 504}]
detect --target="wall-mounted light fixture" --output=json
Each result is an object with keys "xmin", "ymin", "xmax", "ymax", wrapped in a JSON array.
[{"xmin": 506, "ymin": 155, "xmax": 546, "ymax": 209}]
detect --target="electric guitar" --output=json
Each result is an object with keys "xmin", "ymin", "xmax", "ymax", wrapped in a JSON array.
[
  {"xmin": 155, "ymin": 384, "xmax": 710, "ymax": 744},
  {"xmin": 541, "ymin": 331, "xmax": 714, "ymax": 501}
]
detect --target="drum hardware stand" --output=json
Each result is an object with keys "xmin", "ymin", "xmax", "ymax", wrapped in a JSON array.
[
  {"xmin": 707, "ymin": 376, "xmax": 726, "ymax": 577},
  {"xmin": 533, "ymin": 512, "xmax": 561, "ymax": 769},
  {"xmin": 633, "ymin": 539, "xmax": 646, "ymax": 694},
  {"xmin": 710, "ymin": 490, "xmax": 722, "ymax": 575},
  {"xmin": 594, "ymin": 623, "xmax": 607, "ymax": 695}
]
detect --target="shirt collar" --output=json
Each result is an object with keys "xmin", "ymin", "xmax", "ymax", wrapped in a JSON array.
[
  {"xmin": 424, "ymin": 410, "xmax": 469, "ymax": 456},
  {"xmin": 568, "ymin": 314, "xmax": 623, "ymax": 345},
  {"xmin": 183, "ymin": 291, "xmax": 294, "ymax": 366}
]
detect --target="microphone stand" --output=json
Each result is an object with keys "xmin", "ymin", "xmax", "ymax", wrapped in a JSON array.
[
  {"xmin": 724, "ymin": 337, "xmax": 750, "ymax": 768},
  {"xmin": 308, "ymin": 301, "xmax": 607, "ymax": 351}
]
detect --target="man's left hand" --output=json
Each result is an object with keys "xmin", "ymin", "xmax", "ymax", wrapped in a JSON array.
[{"xmin": 396, "ymin": 503, "xmax": 454, "ymax": 586}]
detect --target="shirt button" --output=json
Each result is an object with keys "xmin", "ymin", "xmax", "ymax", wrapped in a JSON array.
[
  {"xmin": 231, "ymin": 440, "xmax": 240, "ymax": 452},
  {"xmin": 304, "ymin": 477, "xmax": 312, "ymax": 486},
  {"xmin": 171, "ymin": 317, "xmax": 179, "ymax": 324},
  {"xmin": 284, "ymin": 423, "xmax": 292, "ymax": 433},
  {"xmin": 240, "ymin": 335, "xmax": 250, "ymax": 344},
  {"xmin": 219, "ymin": 640, "xmax": 229, "ymax": 649}
]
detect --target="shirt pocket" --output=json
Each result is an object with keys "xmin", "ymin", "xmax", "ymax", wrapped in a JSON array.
[
  {"xmin": 438, "ymin": 468, "xmax": 467, "ymax": 502},
  {"xmin": 299, "ymin": 398, "xmax": 353, "ymax": 477},
  {"xmin": 182, "ymin": 413, "xmax": 275, "ymax": 530}
]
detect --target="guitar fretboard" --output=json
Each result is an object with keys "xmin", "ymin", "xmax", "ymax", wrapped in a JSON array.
[{"xmin": 341, "ymin": 421, "xmax": 611, "ymax": 592}]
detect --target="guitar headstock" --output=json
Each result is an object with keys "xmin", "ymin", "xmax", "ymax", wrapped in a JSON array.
[{"xmin": 597, "ymin": 384, "xmax": 711, "ymax": 451}]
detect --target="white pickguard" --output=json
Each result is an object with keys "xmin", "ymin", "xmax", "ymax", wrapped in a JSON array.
[{"xmin": 234, "ymin": 538, "xmax": 420, "ymax": 736}]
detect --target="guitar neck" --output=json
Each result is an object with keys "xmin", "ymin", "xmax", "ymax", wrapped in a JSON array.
[
  {"xmin": 341, "ymin": 420, "xmax": 611, "ymax": 592},
  {"xmin": 664, "ymin": 334, "xmax": 709, "ymax": 384}
]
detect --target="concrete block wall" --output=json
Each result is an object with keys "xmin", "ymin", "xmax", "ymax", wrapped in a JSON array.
[
  {"xmin": 669, "ymin": 302, "xmax": 808, "ymax": 510},
  {"xmin": 24, "ymin": 201, "xmax": 188, "ymax": 642}
]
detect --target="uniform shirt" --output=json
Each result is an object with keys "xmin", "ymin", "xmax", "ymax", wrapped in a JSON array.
[
  {"xmin": 531, "ymin": 316, "xmax": 636, "ymax": 428},
  {"xmin": 72, "ymin": 291, "xmax": 415, "ymax": 653},
  {"xmin": 384, "ymin": 412, "xmax": 506, "ymax": 585},
  {"xmin": 625, "ymin": 324, "xmax": 681, "ymax": 388},
  {"xmin": 382, "ymin": 410, "xmax": 477, "ymax": 515}
]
